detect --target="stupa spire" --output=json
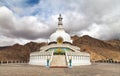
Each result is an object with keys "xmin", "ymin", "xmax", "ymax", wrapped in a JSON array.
[{"xmin": 58, "ymin": 14, "xmax": 63, "ymax": 29}]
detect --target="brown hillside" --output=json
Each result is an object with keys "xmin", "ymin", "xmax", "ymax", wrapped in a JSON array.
[
  {"xmin": 0, "ymin": 42, "xmax": 46, "ymax": 61},
  {"xmin": 0, "ymin": 44, "xmax": 30, "ymax": 61},
  {"xmin": 0, "ymin": 35, "xmax": 120, "ymax": 62},
  {"xmin": 24, "ymin": 42, "xmax": 47, "ymax": 52},
  {"xmin": 72, "ymin": 35, "xmax": 120, "ymax": 62},
  {"xmin": 105, "ymin": 39, "xmax": 120, "ymax": 50}
]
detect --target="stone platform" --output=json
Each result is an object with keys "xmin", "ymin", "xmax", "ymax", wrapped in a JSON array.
[{"xmin": 0, "ymin": 63, "xmax": 120, "ymax": 76}]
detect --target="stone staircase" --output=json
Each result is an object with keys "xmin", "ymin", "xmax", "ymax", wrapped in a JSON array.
[{"xmin": 50, "ymin": 55, "xmax": 67, "ymax": 67}]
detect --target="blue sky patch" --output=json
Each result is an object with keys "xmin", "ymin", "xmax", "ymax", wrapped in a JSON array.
[{"xmin": 25, "ymin": 0, "xmax": 40, "ymax": 6}]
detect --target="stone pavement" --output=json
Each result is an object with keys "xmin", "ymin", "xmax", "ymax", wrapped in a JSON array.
[{"xmin": 0, "ymin": 63, "xmax": 120, "ymax": 76}]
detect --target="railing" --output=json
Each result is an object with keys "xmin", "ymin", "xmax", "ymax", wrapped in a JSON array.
[
  {"xmin": 0, "ymin": 60, "xmax": 28, "ymax": 64},
  {"xmin": 29, "ymin": 51, "xmax": 54, "ymax": 66},
  {"xmin": 40, "ymin": 44, "xmax": 80, "ymax": 52},
  {"xmin": 65, "ymin": 51, "xmax": 91, "ymax": 66},
  {"xmin": 93, "ymin": 60, "xmax": 120, "ymax": 64},
  {"xmin": 49, "ymin": 50, "xmax": 54, "ymax": 66},
  {"xmin": 65, "ymin": 51, "xmax": 69, "ymax": 66}
]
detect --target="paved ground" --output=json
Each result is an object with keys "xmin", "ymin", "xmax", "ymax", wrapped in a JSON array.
[{"xmin": 0, "ymin": 63, "xmax": 120, "ymax": 76}]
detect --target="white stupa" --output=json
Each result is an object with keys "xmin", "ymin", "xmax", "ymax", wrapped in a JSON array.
[
  {"xmin": 49, "ymin": 14, "xmax": 72, "ymax": 43},
  {"xmin": 29, "ymin": 14, "xmax": 91, "ymax": 67}
]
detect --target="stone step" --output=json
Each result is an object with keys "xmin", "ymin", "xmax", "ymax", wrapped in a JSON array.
[{"xmin": 50, "ymin": 55, "xmax": 67, "ymax": 67}]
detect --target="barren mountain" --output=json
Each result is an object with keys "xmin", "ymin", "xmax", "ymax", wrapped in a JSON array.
[
  {"xmin": 0, "ymin": 42, "xmax": 46, "ymax": 61},
  {"xmin": 0, "ymin": 44, "xmax": 30, "ymax": 61},
  {"xmin": 72, "ymin": 35, "xmax": 120, "ymax": 62},
  {"xmin": 0, "ymin": 35, "xmax": 120, "ymax": 62}
]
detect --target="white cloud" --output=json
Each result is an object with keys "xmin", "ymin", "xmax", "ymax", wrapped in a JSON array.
[
  {"xmin": 0, "ymin": 0, "xmax": 120, "ymax": 46},
  {"xmin": 0, "ymin": 6, "xmax": 51, "ymax": 46}
]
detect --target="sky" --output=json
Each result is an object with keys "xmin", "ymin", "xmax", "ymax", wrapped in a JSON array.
[{"xmin": 0, "ymin": 0, "xmax": 120, "ymax": 46}]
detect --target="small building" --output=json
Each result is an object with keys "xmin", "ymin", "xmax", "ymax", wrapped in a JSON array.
[{"xmin": 29, "ymin": 14, "xmax": 91, "ymax": 67}]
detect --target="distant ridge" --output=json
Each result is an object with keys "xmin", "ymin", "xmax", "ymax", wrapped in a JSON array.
[
  {"xmin": 72, "ymin": 35, "xmax": 120, "ymax": 61},
  {"xmin": 0, "ymin": 42, "xmax": 46, "ymax": 61},
  {"xmin": 0, "ymin": 46, "xmax": 10, "ymax": 50},
  {"xmin": 0, "ymin": 35, "xmax": 120, "ymax": 62}
]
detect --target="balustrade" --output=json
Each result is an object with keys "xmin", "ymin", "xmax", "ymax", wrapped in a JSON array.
[
  {"xmin": 65, "ymin": 52, "xmax": 91, "ymax": 66},
  {"xmin": 29, "ymin": 51, "xmax": 54, "ymax": 65}
]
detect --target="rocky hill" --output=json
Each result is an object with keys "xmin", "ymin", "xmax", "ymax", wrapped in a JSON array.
[
  {"xmin": 72, "ymin": 35, "xmax": 120, "ymax": 62},
  {"xmin": 0, "ymin": 35, "xmax": 120, "ymax": 62},
  {"xmin": 0, "ymin": 42, "xmax": 46, "ymax": 61}
]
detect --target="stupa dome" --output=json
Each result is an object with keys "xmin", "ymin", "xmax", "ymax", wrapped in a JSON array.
[{"xmin": 49, "ymin": 29, "xmax": 72, "ymax": 43}]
